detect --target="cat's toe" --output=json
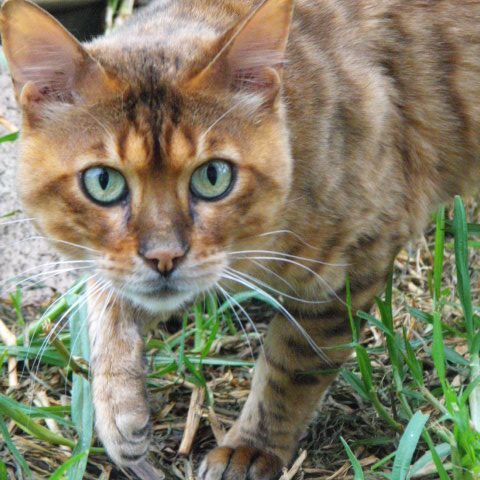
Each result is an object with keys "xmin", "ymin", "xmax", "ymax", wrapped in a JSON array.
[
  {"xmin": 116, "ymin": 411, "xmax": 151, "ymax": 443},
  {"xmin": 95, "ymin": 407, "xmax": 151, "ymax": 466},
  {"xmin": 199, "ymin": 446, "xmax": 284, "ymax": 480}
]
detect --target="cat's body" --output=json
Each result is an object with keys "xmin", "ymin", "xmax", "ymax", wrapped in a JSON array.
[{"xmin": 2, "ymin": 0, "xmax": 480, "ymax": 478}]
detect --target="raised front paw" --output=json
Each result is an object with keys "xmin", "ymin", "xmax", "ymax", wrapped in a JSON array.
[
  {"xmin": 199, "ymin": 446, "xmax": 284, "ymax": 480},
  {"xmin": 94, "ymin": 385, "xmax": 152, "ymax": 466}
]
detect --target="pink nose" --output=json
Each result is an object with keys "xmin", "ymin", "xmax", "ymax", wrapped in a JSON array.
[{"xmin": 143, "ymin": 247, "xmax": 186, "ymax": 275}]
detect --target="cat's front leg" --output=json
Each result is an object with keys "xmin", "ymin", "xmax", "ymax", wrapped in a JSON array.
[
  {"xmin": 87, "ymin": 283, "xmax": 151, "ymax": 466},
  {"xmin": 199, "ymin": 306, "xmax": 358, "ymax": 480}
]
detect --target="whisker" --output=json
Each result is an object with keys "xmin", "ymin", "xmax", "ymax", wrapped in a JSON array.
[
  {"xmin": 228, "ymin": 249, "xmax": 348, "ymax": 267},
  {"xmin": 229, "ymin": 254, "xmax": 345, "ymax": 304},
  {"xmin": 0, "ymin": 217, "xmax": 35, "ymax": 227},
  {"xmin": 220, "ymin": 272, "xmax": 332, "ymax": 366},
  {"xmin": 250, "ymin": 259, "xmax": 301, "ymax": 294},
  {"xmin": 200, "ymin": 99, "xmax": 246, "ymax": 140},
  {"xmin": 0, "ymin": 260, "xmax": 96, "ymax": 288},
  {"xmin": 27, "ymin": 275, "xmax": 100, "ymax": 379},
  {"xmin": 256, "ymin": 229, "xmax": 325, "ymax": 252},
  {"xmin": 216, "ymin": 285, "xmax": 258, "ymax": 361},
  {"xmin": 226, "ymin": 267, "xmax": 330, "ymax": 305},
  {"xmin": 66, "ymin": 280, "xmax": 114, "ymax": 394},
  {"xmin": 24, "ymin": 235, "xmax": 102, "ymax": 255},
  {"xmin": 1, "ymin": 266, "xmax": 95, "ymax": 294},
  {"xmin": 30, "ymin": 278, "xmax": 108, "ymax": 383}
]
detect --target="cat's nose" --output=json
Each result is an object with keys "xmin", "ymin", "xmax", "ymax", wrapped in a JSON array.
[{"xmin": 140, "ymin": 246, "xmax": 187, "ymax": 276}]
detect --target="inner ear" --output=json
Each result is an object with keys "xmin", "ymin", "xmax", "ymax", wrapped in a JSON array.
[
  {"xmin": 0, "ymin": 0, "xmax": 116, "ymax": 109},
  {"xmin": 184, "ymin": 0, "xmax": 293, "ymax": 104}
]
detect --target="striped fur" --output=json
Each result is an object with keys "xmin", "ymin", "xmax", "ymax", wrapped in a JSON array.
[{"xmin": 2, "ymin": 0, "xmax": 480, "ymax": 477}]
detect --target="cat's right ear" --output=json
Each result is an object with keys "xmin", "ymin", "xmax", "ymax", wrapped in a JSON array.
[{"xmin": 0, "ymin": 0, "xmax": 117, "ymax": 119}]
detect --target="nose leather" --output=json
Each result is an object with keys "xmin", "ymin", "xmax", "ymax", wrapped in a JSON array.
[{"xmin": 142, "ymin": 246, "xmax": 187, "ymax": 275}]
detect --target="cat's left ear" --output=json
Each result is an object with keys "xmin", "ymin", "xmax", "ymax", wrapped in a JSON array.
[
  {"xmin": 0, "ymin": 0, "xmax": 117, "ymax": 117},
  {"xmin": 185, "ymin": 0, "xmax": 294, "ymax": 107}
]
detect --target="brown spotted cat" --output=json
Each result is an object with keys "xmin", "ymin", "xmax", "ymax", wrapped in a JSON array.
[{"xmin": 2, "ymin": 0, "xmax": 480, "ymax": 477}]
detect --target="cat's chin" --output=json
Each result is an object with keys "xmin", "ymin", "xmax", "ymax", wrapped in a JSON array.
[{"xmin": 124, "ymin": 290, "xmax": 195, "ymax": 314}]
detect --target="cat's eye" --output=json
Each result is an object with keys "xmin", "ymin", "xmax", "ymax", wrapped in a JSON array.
[
  {"xmin": 81, "ymin": 167, "xmax": 128, "ymax": 205},
  {"xmin": 190, "ymin": 160, "xmax": 234, "ymax": 201}
]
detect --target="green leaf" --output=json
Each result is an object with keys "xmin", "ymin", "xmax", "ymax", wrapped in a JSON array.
[
  {"xmin": 340, "ymin": 437, "xmax": 365, "ymax": 479},
  {"xmin": 345, "ymin": 275, "xmax": 359, "ymax": 343},
  {"xmin": 433, "ymin": 206, "xmax": 446, "ymax": 304},
  {"xmin": 391, "ymin": 411, "xmax": 429, "ymax": 480},
  {"xmin": 49, "ymin": 451, "xmax": 89, "ymax": 480},
  {"xmin": 432, "ymin": 312, "xmax": 447, "ymax": 389},
  {"xmin": 442, "ymin": 346, "xmax": 469, "ymax": 367},
  {"xmin": 356, "ymin": 346, "xmax": 373, "ymax": 392},
  {"xmin": 402, "ymin": 329, "xmax": 424, "ymax": 386},
  {"xmin": 0, "ymin": 394, "xmax": 72, "ymax": 428},
  {"xmin": 460, "ymin": 375, "xmax": 480, "ymax": 405},
  {"xmin": 408, "ymin": 443, "xmax": 450, "ymax": 479},
  {"xmin": 0, "ymin": 460, "xmax": 7, "ymax": 480},
  {"xmin": 357, "ymin": 310, "xmax": 394, "ymax": 338},
  {"xmin": 453, "ymin": 196, "xmax": 474, "ymax": 344},
  {"xmin": 341, "ymin": 369, "xmax": 370, "ymax": 401},
  {"xmin": 9, "ymin": 286, "xmax": 25, "ymax": 326},
  {"xmin": 0, "ymin": 132, "xmax": 19, "ymax": 143},
  {"xmin": 68, "ymin": 295, "xmax": 93, "ymax": 479},
  {"xmin": 0, "ymin": 415, "xmax": 32, "ymax": 479}
]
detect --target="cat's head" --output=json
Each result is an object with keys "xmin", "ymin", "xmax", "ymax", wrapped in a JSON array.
[{"xmin": 0, "ymin": 0, "xmax": 294, "ymax": 313}]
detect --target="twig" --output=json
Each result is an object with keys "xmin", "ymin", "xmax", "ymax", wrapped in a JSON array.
[
  {"xmin": 207, "ymin": 406, "xmax": 226, "ymax": 444},
  {"xmin": 33, "ymin": 391, "xmax": 70, "ymax": 453},
  {"xmin": 0, "ymin": 318, "xmax": 19, "ymax": 388},
  {"xmin": 0, "ymin": 116, "xmax": 17, "ymax": 133},
  {"xmin": 280, "ymin": 450, "xmax": 307, "ymax": 480},
  {"xmin": 178, "ymin": 385, "xmax": 205, "ymax": 455}
]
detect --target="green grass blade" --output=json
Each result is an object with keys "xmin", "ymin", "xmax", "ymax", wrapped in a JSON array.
[
  {"xmin": 0, "ymin": 132, "xmax": 19, "ymax": 143},
  {"xmin": 433, "ymin": 206, "xmax": 445, "ymax": 304},
  {"xmin": 356, "ymin": 345, "xmax": 373, "ymax": 392},
  {"xmin": 0, "ymin": 460, "xmax": 7, "ymax": 480},
  {"xmin": 340, "ymin": 436, "xmax": 365, "ymax": 479},
  {"xmin": 402, "ymin": 328, "xmax": 424, "ymax": 386},
  {"xmin": 432, "ymin": 312, "xmax": 447, "ymax": 390},
  {"xmin": 341, "ymin": 369, "xmax": 370, "ymax": 401},
  {"xmin": 391, "ymin": 411, "xmax": 429, "ymax": 480},
  {"xmin": 68, "ymin": 295, "xmax": 93, "ymax": 479},
  {"xmin": 408, "ymin": 443, "xmax": 450, "ymax": 479},
  {"xmin": 49, "ymin": 451, "xmax": 89, "ymax": 480},
  {"xmin": 0, "ymin": 415, "xmax": 32, "ymax": 479},
  {"xmin": 0, "ymin": 394, "xmax": 72, "ymax": 427},
  {"xmin": 453, "ymin": 196, "xmax": 474, "ymax": 343}
]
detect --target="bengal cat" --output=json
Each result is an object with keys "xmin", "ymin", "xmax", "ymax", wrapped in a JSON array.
[{"xmin": 2, "ymin": 0, "xmax": 479, "ymax": 477}]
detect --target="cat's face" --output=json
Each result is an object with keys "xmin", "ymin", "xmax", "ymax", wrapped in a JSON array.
[{"xmin": 2, "ymin": 0, "xmax": 294, "ymax": 313}]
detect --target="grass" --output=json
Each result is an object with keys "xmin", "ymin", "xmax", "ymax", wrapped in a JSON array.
[{"xmin": 1, "ymin": 198, "xmax": 479, "ymax": 479}]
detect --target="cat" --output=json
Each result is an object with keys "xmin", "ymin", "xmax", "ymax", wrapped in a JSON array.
[{"xmin": 2, "ymin": 0, "xmax": 480, "ymax": 478}]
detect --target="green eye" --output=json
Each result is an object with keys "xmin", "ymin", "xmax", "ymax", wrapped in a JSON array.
[
  {"xmin": 82, "ymin": 167, "xmax": 128, "ymax": 205},
  {"xmin": 190, "ymin": 160, "xmax": 234, "ymax": 201}
]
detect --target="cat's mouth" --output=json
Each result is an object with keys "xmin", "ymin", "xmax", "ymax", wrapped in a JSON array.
[
  {"xmin": 117, "ymin": 275, "xmax": 215, "ymax": 314},
  {"xmin": 122, "ymin": 285, "xmax": 195, "ymax": 313}
]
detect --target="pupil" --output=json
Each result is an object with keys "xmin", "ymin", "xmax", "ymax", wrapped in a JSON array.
[
  {"xmin": 99, "ymin": 170, "xmax": 109, "ymax": 190},
  {"xmin": 207, "ymin": 165, "xmax": 218, "ymax": 185}
]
